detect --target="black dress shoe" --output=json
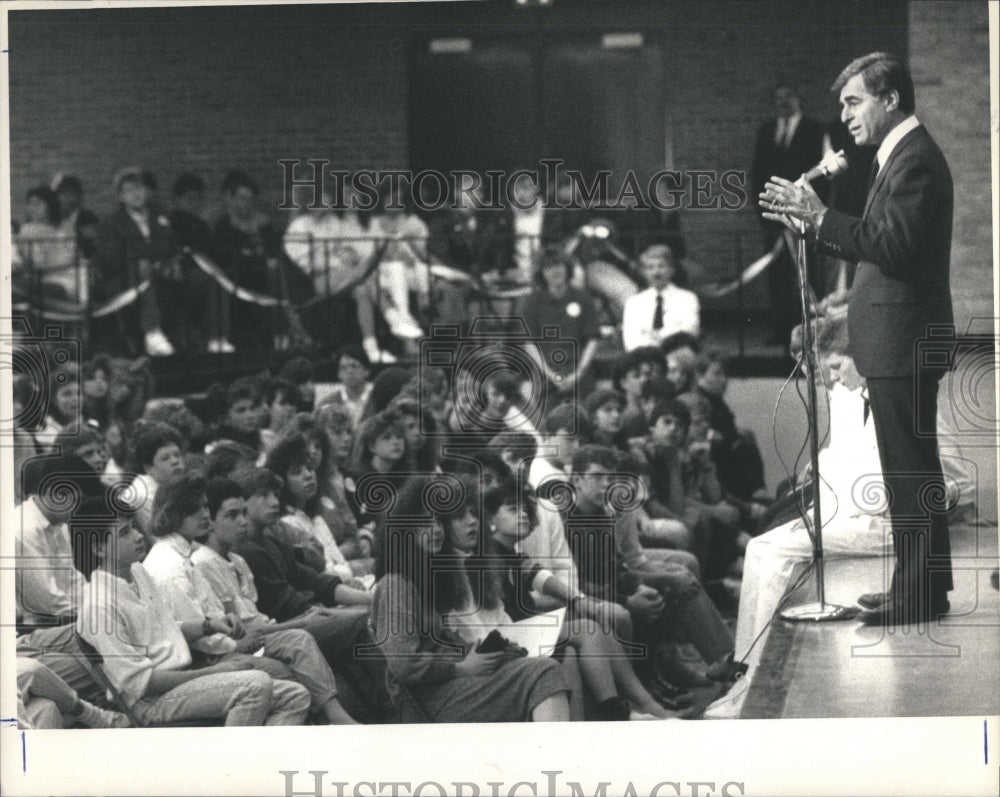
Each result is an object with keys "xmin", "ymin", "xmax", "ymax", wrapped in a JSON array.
[
  {"xmin": 858, "ymin": 598, "xmax": 950, "ymax": 627},
  {"xmin": 705, "ymin": 653, "xmax": 749, "ymax": 683},
  {"xmin": 857, "ymin": 591, "xmax": 889, "ymax": 610}
]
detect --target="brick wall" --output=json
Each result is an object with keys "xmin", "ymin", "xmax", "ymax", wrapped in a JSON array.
[
  {"xmin": 9, "ymin": 0, "xmax": 920, "ymax": 312},
  {"xmin": 908, "ymin": 0, "xmax": 994, "ymax": 329}
]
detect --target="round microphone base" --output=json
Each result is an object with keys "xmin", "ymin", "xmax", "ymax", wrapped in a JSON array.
[{"xmin": 780, "ymin": 602, "xmax": 860, "ymax": 623}]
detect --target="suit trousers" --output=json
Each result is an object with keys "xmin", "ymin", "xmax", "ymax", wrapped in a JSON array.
[{"xmin": 866, "ymin": 374, "xmax": 954, "ymax": 614}]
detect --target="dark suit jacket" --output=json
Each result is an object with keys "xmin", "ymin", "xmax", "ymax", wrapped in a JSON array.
[
  {"xmin": 93, "ymin": 205, "xmax": 176, "ymax": 301},
  {"xmin": 817, "ymin": 125, "xmax": 953, "ymax": 378},
  {"xmin": 751, "ymin": 115, "xmax": 829, "ymax": 217}
]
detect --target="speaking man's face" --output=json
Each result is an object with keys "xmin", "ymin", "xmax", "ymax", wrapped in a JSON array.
[{"xmin": 839, "ymin": 73, "xmax": 896, "ymax": 147}]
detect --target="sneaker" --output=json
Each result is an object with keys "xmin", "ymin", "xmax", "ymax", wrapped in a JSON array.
[
  {"xmin": 74, "ymin": 701, "xmax": 131, "ymax": 729},
  {"xmin": 206, "ymin": 338, "xmax": 235, "ymax": 354},
  {"xmin": 363, "ymin": 339, "xmax": 397, "ymax": 364},
  {"xmin": 383, "ymin": 307, "xmax": 425, "ymax": 340},
  {"xmin": 144, "ymin": 329, "xmax": 175, "ymax": 357}
]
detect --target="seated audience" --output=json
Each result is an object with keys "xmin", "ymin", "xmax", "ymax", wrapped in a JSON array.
[
  {"xmin": 14, "ymin": 454, "xmax": 100, "ymax": 626},
  {"xmin": 17, "ymin": 657, "xmax": 129, "ymax": 729},
  {"xmin": 233, "ymin": 468, "xmax": 373, "ymax": 621},
  {"xmin": 14, "ymin": 186, "xmax": 81, "ymax": 304},
  {"xmin": 92, "ymin": 167, "xmax": 179, "ymax": 357},
  {"xmin": 211, "ymin": 375, "xmax": 267, "ymax": 457},
  {"xmin": 72, "ymin": 500, "xmax": 311, "ymax": 726},
  {"xmin": 169, "ymin": 172, "xmax": 234, "ymax": 353},
  {"xmin": 54, "ymin": 174, "xmax": 100, "ymax": 261},
  {"xmin": 322, "ymin": 344, "xmax": 373, "ymax": 427},
  {"xmin": 266, "ymin": 433, "xmax": 358, "ymax": 582},
  {"xmin": 128, "ymin": 420, "xmax": 187, "ymax": 541},
  {"xmin": 621, "ymin": 241, "xmax": 700, "ymax": 351},
  {"xmin": 143, "ymin": 475, "xmax": 359, "ymax": 724},
  {"xmin": 566, "ymin": 445, "xmax": 737, "ymax": 690},
  {"xmin": 261, "ymin": 378, "xmax": 302, "ymax": 455},
  {"xmin": 582, "ymin": 387, "xmax": 627, "ymax": 451},
  {"xmin": 516, "ymin": 247, "xmax": 602, "ymax": 396},
  {"xmin": 444, "ymin": 478, "xmax": 682, "ymax": 720},
  {"xmin": 693, "ymin": 349, "xmax": 767, "ymax": 502},
  {"xmin": 212, "ymin": 169, "xmax": 284, "ymax": 351},
  {"xmin": 370, "ymin": 476, "xmax": 572, "ymax": 723}
]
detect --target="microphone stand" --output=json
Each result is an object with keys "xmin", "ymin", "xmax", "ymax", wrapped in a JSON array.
[{"xmin": 779, "ymin": 207, "xmax": 857, "ymax": 623}]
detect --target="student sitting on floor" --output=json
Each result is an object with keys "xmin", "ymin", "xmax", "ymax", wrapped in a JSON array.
[
  {"xmin": 17, "ymin": 657, "xmax": 130, "ymax": 729},
  {"xmin": 370, "ymin": 476, "xmax": 572, "ymax": 723},
  {"xmin": 73, "ymin": 498, "xmax": 311, "ymax": 726},
  {"xmin": 443, "ymin": 478, "xmax": 681, "ymax": 720}
]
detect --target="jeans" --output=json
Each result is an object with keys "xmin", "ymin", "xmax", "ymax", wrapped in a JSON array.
[{"xmin": 133, "ymin": 671, "xmax": 310, "ymax": 726}]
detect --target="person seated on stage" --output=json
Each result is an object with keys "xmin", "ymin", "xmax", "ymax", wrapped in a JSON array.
[
  {"xmin": 693, "ymin": 349, "xmax": 768, "ymax": 502},
  {"xmin": 233, "ymin": 468, "xmax": 373, "ymax": 622},
  {"xmin": 615, "ymin": 347, "xmax": 667, "ymax": 440},
  {"xmin": 260, "ymin": 378, "xmax": 303, "ymax": 456},
  {"xmin": 443, "ymin": 478, "xmax": 682, "ymax": 720},
  {"xmin": 582, "ymin": 387, "xmax": 628, "ymax": 451},
  {"xmin": 370, "ymin": 475, "xmax": 572, "ymax": 723},
  {"xmin": 191, "ymin": 478, "xmax": 361, "ymax": 724},
  {"xmin": 72, "ymin": 499, "xmax": 311, "ymax": 727},
  {"xmin": 17, "ymin": 657, "xmax": 130, "ymax": 729},
  {"xmin": 210, "ymin": 376, "xmax": 267, "ymax": 459},
  {"xmin": 565, "ymin": 445, "xmax": 737, "ymax": 693},
  {"xmin": 621, "ymin": 241, "xmax": 700, "ymax": 352},
  {"xmin": 734, "ymin": 313, "xmax": 891, "ymax": 677},
  {"xmin": 322, "ymin": 344, "xmax": 373, "ymax": 428},
  {"xmin": 127, "ymin": 420, "xmax": 187, "ymax": 542},
  {"xmin": 92, "ymin": 167, "xmax": 179, "ymax": 357},
  {"xmin": 169, "ymin": 172, "xmax": 234, "ymax": 354},
  {"xmin": 14, "ymin": 454, "xmax": 101, "ymax": 627}
]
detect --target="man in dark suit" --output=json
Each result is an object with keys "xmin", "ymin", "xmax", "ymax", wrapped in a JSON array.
[
  {"xmin": 759, "ymin": 53, "xmax": 954, "ymax": 627},
  {"xmin": 92, "ymin": 168, "xmax": 180, "ymax": 357},
  {"xmin": 751, "ymin": 84, "xmax": 828, "ymax": 343}
]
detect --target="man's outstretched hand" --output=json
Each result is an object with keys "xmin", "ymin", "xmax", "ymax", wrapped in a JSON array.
[{"xmin": 759, "ymin": 176, "xmax": 827, "ymax": 235}]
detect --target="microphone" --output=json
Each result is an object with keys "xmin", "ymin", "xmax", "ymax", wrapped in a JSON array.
[{"xmin": 800, "ymin": 149, "xmax": 849, "ymax": 183}]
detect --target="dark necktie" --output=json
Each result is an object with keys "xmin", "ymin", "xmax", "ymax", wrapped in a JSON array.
[
  {"xmin": 867, "ymin": 157, "xmax": 880, "ymax": 192},
  {"xmin": 863, "ymin": 396, "xmax": 871, "ymax": 425},
  {"xmin": 652, "ymin": 293, "xmax": 664, "ymax": 331}
]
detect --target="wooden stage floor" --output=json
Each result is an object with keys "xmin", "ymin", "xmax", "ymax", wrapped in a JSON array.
[{"xmin": 717, "ymin": 520, "xmax": 1000, "ymax": 720}]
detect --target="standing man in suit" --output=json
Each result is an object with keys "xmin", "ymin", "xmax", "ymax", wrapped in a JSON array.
[
  {"xmin": 751, "ymin": 84, "xmax": 828, "ymax": 344},
  {"xmin": 759, "ymin": 52, "xmax": 954, "ymax": 627}
]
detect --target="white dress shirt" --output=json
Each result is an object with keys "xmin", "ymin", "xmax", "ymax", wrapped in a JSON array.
[
  {"xmin": 874, "ymin": 115, "xmax": 921, "ymax": 174},
  {"xmin": 621, "ymin": 284, "xmax": 700, "ymax": 351}
]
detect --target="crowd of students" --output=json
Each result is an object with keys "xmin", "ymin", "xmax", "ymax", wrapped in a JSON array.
[{"xmin": 13, "ymin": 305, "xmax": 790, "ymax": 727}]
